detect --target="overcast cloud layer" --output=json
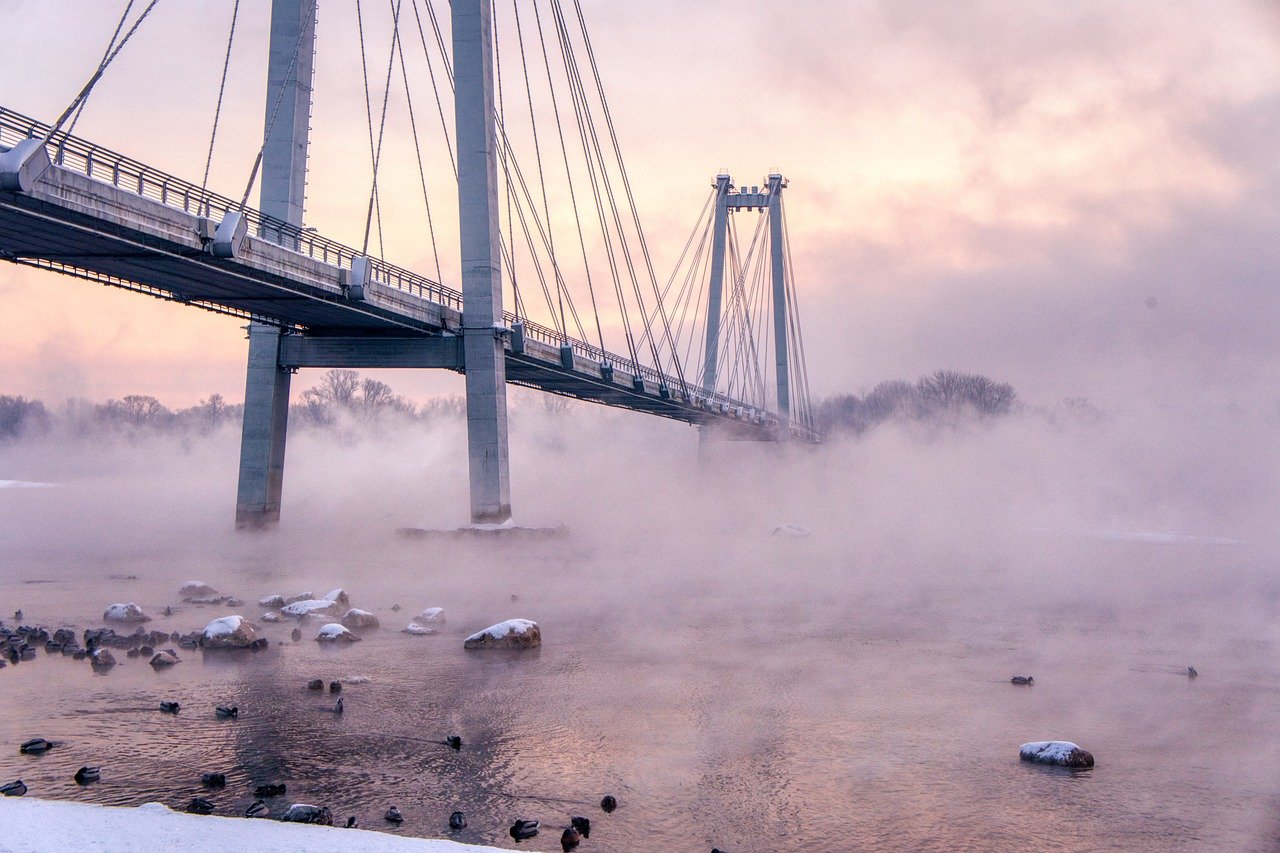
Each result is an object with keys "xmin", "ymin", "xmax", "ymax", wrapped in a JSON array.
[{"xmin": 0, "ymin": 0, "xmax": 1277, "ymax": 412}]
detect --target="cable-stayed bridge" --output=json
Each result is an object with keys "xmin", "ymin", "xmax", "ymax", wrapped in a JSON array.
[{"xmin": 0, "ymin": 0, "xmax": 819, "ymax": 528}]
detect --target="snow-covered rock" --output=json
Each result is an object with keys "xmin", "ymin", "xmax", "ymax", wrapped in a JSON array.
[
  {"xmin": 180, "ymin": 581, "xmax": 218, "ymax": 600},
  {"xmin": 280, "ymin": 599, "xmax": 342, "ymax": 620},
  {"xmin": 103, "ymin": 603, "xmax": 151, "ymax": 623},
  {"xmin": 149, "ymin": 650, "xmax": 180, "ymax": 668},
  {"xmin": 402, "ymin": 622, "xmax": 439, "ymax": 636},
  {"xmin": 322, "ymin": 588, "xmax": 350, "ymax": 606},
  {"xmin": 316, "ymin": 623, "xmax": 360, "ymax": 643},
  {"xmin": 200, "ymin": 615, "xmax": 258, "ymax": 649},
  {"xmin": 341, "ymin": 609, "xmax": 380, "ymax": 630},
  {"xmin": 258, "ymin": 595, "xmax": 286, "ymax": 609},
  {"xmin": 417, "ymin": 607, "xmax": 446, "ymax": 624},
  {"xmin": 284, "ymin": 592, "xmax": 314, "ymax": 605},
  {"xmin": 1019, "ymin": 741, "xmax": 1095, "ymax": 768},
  {"xmin": 260, "ymin": 611, "xmax": 282, "ymax": 623},
  {"xmin": 463, "ymin": 619, "xmax": 541, "ymax": 650}
]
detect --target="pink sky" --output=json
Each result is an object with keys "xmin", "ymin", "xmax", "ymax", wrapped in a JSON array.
[{"xmin": 2, "ymin": 0, "xmax": 1277, "ymax": 410}]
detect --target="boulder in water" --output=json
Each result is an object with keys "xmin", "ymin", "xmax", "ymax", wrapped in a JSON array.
[
  {"xmin": 103, "ymin": 603, "xmax": 150, "ymax": 623},
  {"xmin": 341, "ymin": 609, "xmax": 380, "ymax": 630},
  {"xmin": 281, "ymin": 599, "xmax": 342, "ymax": 620},
  {"xmin": 282, "ymin": 803, "xmax": 333, "ymax": 825},
  {"xmin": 1019, "ymin": 741, "xmax": 1095, "ymax": 768},
  {"xmin": 90, "ymin": 648, "xmax": 116, "ymax": 668},
  {"xmin": 179, "ymin": 582, "xmax": 218, "ymax": 601},
  {"xmin": 417, "ymin": 607, "xmax": 446, "ymax": 624},
  {"xmin": 258, "ymin": 595, "xmax": 286, "ymax": 609},
  {"xmin": 150, "ymin": 650, "xmax": 180, "ymax": 668},
  {"xmin": 283, "ymin": 592, "xmax": 314, "ymax": 605},
  {"xmin": 260, "ymin": 611, "xmax": 281, "ymax": 623},
  {"xmin": 463, "ymin": 619, "xmax": 541, "ymax": 650},
  {"xmin": 322, "ymin": 589, "xmax": 350, "ymax": 607},
  {"xmin": 316, "ymin": 623, "xmax": 360, "ymax": 643},
  {"xmin": 200, "ymin": 616, "xmax": 258, "ymax": 650},
  {"xmin": 402, "ymin": 622, "xmax": 438, "ymax": 636}
]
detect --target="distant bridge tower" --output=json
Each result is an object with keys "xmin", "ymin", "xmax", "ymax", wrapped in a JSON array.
[
  {"xmin": 235, "ymin": 0, "xmax": 316, "ymax": 529},
  {"xmin": 701, "ymin": 172, "xmax": 792, "ymax": 435}
]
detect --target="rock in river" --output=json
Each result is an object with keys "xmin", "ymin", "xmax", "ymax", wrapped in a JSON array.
[
  {"xmin": 1019, "ymin": 741, "xmax": 1095, "ymax": 768},
  {"xmin": 258, "ymin": 595, "xmax": 286, "ymax": 610},
  {"xmin": 341, "ymin": 609, "xmax": 380, "ymax": 630},
  {"xmin": 200, "ymin": 615, "xmax": 258, "ymax": 650},
  {"xmin": 150, "ymin": 650, "xmax": 180, "ymax": 668},
  {"xmin": 103, "ymin": 603, "xmax": 151, "ymax": 623},
  {"xmin": 179, "ymin": 581, "xmax": 218, "ymax": 601},
  {"xmin": 281, "ymin": 599, "xmax": 342, "ymax": 620},
  {"xmin": 463, "ymin": 619, "xmax": 541, "ymax": 650},
  {"xmin": 316, "ymin": 623, "xmax": 360, "ymax": 644}
]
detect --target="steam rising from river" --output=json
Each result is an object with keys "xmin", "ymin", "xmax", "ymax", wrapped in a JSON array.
[{"xmin": 1, "ymin": 396, "xmax": 1278, "ymax": 846}]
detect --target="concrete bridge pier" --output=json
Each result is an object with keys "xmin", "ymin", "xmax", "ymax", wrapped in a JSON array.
[
  {"xmin": 235, "ymin": 324, "xmax": 291, "ymax": 529},
  {"xmin": 234, "ymin": 0, "xmax": 315, "ymax": 529},
  {"xmin": 454, "ymin": 0, "xmax": 512, "ymax": 524}
]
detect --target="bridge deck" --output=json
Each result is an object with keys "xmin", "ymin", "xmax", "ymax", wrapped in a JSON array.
[{"xmin": 0, "ymin": 109, "xmax": 817, "ymax": 440}]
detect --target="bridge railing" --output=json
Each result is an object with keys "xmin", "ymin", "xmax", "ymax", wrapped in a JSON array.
[
  {"xmin": 0, "ymin": 109, "xmax": 464, "ymax": 311},
  {"xmin": 0, "ymin": 108, "xmax": 799, "ymax": 433}
]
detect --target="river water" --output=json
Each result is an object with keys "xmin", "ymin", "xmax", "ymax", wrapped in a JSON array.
[{"xmin": 1, "ymin": 503, "xmax": 1277, "ymax": 852}]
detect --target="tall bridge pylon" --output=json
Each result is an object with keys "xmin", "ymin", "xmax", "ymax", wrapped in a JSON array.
[{"xmin": 702, "ymin": 172, "xmax": 796, "ymax": 436}]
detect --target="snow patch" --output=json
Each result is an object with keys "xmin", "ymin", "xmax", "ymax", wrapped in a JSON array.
[
  {"xmin": 203, "ymin": 615, "xmax": 246, "ymax": 638},
  {"xmin": 281, "ymin": 599, "xmax": 341, "ymax": 618},
  {"xmin": 0, "ymin": 797, "xmax": 500, "ymax": 852},
  {"xmin": 316, "ymin": 623, "xmax": 359, "ymax": 643},
  {"xmin": 467, "ymin": 618, "xmax": 536, "ymax": 642}
]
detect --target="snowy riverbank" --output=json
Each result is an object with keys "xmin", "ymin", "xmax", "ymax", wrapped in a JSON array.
[{"xmin": 0, "ymin": 798, "xmax": 503, "ymax": 853}]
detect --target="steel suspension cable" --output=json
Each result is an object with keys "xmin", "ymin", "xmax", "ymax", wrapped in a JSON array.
[
  {"xmin": 492, "ymin": 0, "xmax": 525, "ymax": 319},
  {"xmin": 531, "ymin": 0, "xmax": 606, "ymax": 356},
  {"xmin": 393, "ymin": 17, "xmax": 444, "ymax": 284},
  {"xmin": 549, "ymin": 0, "xmax": 638, "ymax": 367},
  {"xmin": 513, "ymin": 0, "xmax": 566, "ymax": 336},
  {"xmin": 46, "ymin": 0, "xmax": 161, "ymax": 143},
  {"xmin": 409, "ymin": 0, "xmax": 456, "ymax": 177},
  {"xmin": 238, "ymin": 0, "xmax": 316, "ymax": 210},
  {"xmin": 361, "ymin": 0, "xmax": 404, "ymax": 256},
  {"xmin": 200, "ymin": 0, "xmax": 241, "ymax": 201},
  {"xmin": 568, "ymin": 0, "xmax": 687, "ymax": 393}
]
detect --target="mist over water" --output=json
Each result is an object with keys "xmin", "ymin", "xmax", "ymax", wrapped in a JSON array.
[{"xmin": 1, "ymin": 398, "xmax": 1278, "ymax": 850}]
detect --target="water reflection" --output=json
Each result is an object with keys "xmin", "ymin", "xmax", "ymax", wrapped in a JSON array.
[{"xmin": 0, "ymin": 534, "xmax": 1277, "ymax": 850}]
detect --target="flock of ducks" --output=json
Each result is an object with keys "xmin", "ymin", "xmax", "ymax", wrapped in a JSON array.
[{"xmin": 6, "ymin": 695, "xmax": 621, "ymax": 851}]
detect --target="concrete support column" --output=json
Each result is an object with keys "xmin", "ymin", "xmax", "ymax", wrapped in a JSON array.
[
  {"xmin": 235, "ymin": 324, "xmax": 291, "ymax": 529},
  {"xmin": 454, "ymin": 0, "xmax": 512, "ymax": 524},
  {"xmin": 768, "ymin": 173, "xmax": 790, "ymax": 437},
  {"xmin": 234, "ymin": 0, "xmax": 316, "ymax": 528}
]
